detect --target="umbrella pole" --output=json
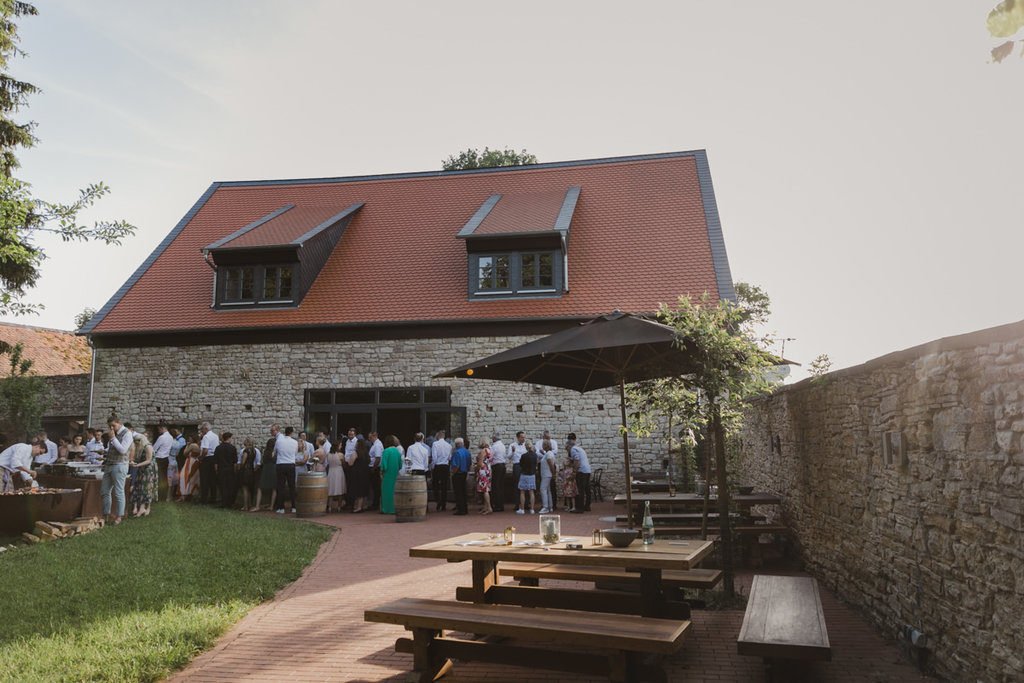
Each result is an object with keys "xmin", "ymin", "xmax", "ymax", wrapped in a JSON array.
[{"xmin": 619, "ymin": 377, "xmax": 635, "ymax": 528}]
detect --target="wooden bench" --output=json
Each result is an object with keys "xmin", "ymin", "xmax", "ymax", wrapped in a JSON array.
[
  {"xmin": 366, "ymin": 597, "xmax": 689, "ymax": 683},
  {"xmin": 501, "ymin": 562, "xmax": 722, "ymax": 591},
  {"xmin": 738, "ymin": 575, "xmax": 831, "ymax": 680},
  {"xmin": 606, "ymin": 513, "xmax": 767, "ymax": 524}
]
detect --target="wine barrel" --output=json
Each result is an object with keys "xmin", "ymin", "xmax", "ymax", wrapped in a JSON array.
[
  {"xmin": 295, "ymin": 472, "xmax": 328, "ymax": 518},
  {"xmin": 394, "ymin": 473, "xmax": 427, "ymax": 523}
]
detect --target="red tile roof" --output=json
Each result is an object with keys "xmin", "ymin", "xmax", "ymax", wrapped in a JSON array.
[
  {"xmin": 212, "ymin": 205, "xmax": 354, "ymax": 249},
  {"xmin": 474, "ymin": 188, "xmax": 569, "ymax": 235},
  {"xmin": 87, "ymin": 151, "xmax": 732, "ymax": 336},
  {"xmin": 0, "ymin": 323, "xmax": 91, "ymax": 375}
]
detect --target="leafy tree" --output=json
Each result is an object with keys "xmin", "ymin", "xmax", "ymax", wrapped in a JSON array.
[
  {"xmin": 442, "ymin": 147, "xmax": 538, "ymax": 171},
  {"xmin": 627, "ymin": 284, "xmax": 778, "ymax": 596},
  {"xmin": 0, "ymin": 340, "xmax": 48, "ymax": 441},
  {"xmin": 0, "ymin": 1, "xmax": 135, "ymax": 316},
  {"xmin": 808, "ymin": 353, "xmax": 832, "ymax": 378},
  {"xmin": 73, "ymin": 306, "xmax": 96, "ymax": 331},
  {"xmin": 988, "ymin": 0, "xmax": 1024, "ymax": 62}
]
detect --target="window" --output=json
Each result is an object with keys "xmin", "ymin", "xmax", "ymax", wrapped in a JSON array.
[
  {"xmin": 223, "ymin": 267, "xmax": 255, "ymax": 302},
  {"xmin": 470, "ymin": 250, "xmax": 561, "ymax": 298},
  {"xmin": 478, "ymin": 255, "xmax": 511, "ymax": 291},
  {"xmin": 263, "ymin": 266, "xmax": 294, "ymax": 301},
  {"xmin": 215, "ymin": 262, "xmax": 298, "ymax": 308},
  {"xmin": 520, "ymin": 252, "xmax": 554, "ymax": 290}
]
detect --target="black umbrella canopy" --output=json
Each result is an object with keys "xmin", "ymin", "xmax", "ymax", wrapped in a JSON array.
[
  {"xmin": 437, "ymin": 311, "xmax": 699, "ymax": 528},
  {"xmin": 436, "ymin": 311, "xmax": 699, "ymax": 391}
]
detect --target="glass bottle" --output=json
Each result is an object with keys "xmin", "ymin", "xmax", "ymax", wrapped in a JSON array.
[{"xmin": 642, "ymin": 500, "xmax": 655, "ymax": 545}]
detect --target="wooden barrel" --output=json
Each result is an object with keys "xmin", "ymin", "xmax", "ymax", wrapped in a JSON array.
[
  {"xmin": 394, "ymin": 473, "xmax": 427, "ymax": 523},
  {"xmin": 296, "ymin": 472, "xmax": 328, "ymax": 518}
]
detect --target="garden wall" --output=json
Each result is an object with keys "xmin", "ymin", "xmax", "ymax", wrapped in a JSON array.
[
  {"xmin": 737, "ymin": 320, "xmax": 1024, "ymax": 680},
  {"xmin": 91, "ymin": 336, "xmax": 658, "ymax": 495}
]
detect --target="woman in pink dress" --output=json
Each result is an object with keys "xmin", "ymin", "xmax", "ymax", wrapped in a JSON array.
[
  {"xmin": 326, "ymin": 443, "xmax": 346, "ymax": 512},
  {"xmin": 475, "ymin": 440, "xmax": 493, "ymax": 515}
]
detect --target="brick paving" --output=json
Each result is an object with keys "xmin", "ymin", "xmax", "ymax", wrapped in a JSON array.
[{"xmin": 169, "ymin": 502, "xmax": 932, "ymax": 682}]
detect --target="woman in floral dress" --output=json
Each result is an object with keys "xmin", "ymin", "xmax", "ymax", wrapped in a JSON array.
[
  {"xmin": 475, "ymin": 440, "xmax": 493, "ymax": 515},
  {"xmin": 130, "ymin": 432, "xmax": 158, "ymax": 517},
  {"xmin": 558, "ymin": 451, "xmax": 578, "ymax": 512}
]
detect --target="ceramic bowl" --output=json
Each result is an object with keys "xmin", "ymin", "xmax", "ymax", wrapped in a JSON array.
[{"xmin": 602, "ymin": 528, "xmax": 639, "ymax": 548}]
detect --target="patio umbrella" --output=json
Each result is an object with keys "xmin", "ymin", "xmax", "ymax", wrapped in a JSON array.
[{"xmin": 435, "ymin": 311, "xmax": 701, "ymax": 527}]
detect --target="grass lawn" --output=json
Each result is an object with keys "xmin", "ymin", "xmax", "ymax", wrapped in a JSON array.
[{"xmin": 0, "ymin": 504, "xmax": 332, "ymax": 682}]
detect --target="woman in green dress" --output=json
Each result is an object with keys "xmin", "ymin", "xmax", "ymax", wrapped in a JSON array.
[{"xmin": 379, "ymin": 435, "xmax": 403, "ymax": 514}]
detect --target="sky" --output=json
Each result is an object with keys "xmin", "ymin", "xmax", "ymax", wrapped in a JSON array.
[{"xmin": 2, "ymin": 1, "xmax": 1021, "ymax": 380}]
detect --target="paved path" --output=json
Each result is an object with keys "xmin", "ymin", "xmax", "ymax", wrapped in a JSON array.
[{"xmin": 170, "ymin": 502, "xmax": 931, "ymax": 682}]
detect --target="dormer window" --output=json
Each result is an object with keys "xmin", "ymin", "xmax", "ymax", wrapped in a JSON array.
[
  {"xmin": 204, "ymin": 202, "xmax": 363, "ymax": 310},
  {"xmin": 459, "ymin": 186, "xmax": 579, "ymax": 300}
]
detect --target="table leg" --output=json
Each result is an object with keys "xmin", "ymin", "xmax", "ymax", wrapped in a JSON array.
[
  {"xmin": 469, "ymin": 560, "xmax": 499, "ymax": 603},
  {"xmin": 639, "ymin": 569, "xmax": 664, "ymax": 618}
]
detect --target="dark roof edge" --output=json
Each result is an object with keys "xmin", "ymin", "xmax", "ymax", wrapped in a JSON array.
[
  {"xmin": 79, "ymin": 183, "xmax": 223, "ymax": 335},
  {"xmin": 291, "ymin": 202, "xmax": 365, "ymax": 245},
  {"xmin": 86, "ymin": 312, "xmax": 644, "ymax": 340},
  {"xmin": 693, "ymin": 150, "xmax": 736, "ymax": 302},
  {"xmin": 214, "ymin": 149, "xmax": 707, "ymax": 189},
  {"xmin": 204, "ymin": 204, "xmax": 295, "ymax": 251},
  {"xmin": 554, "ymin": 186, "xmax": 581, "ymax": 235},
  {"xmin": 774, "ymin": 317, "xmax": 1024, "ymax": 394},
  {"xmin": 457, "ymin": 194, "xmax": 501, "ymax": 237}
]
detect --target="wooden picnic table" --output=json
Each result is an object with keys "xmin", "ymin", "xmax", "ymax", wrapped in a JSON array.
[{"xmin": 410, "ymin": 532, "xmax": 713, "ymax": 619}]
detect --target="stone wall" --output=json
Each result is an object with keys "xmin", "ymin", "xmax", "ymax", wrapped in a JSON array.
[
  {"xmin": 92, "ymin": 336, "xmax": 661, "ymax": 494},
  {"xmin": 42, "ymin": 373, "xmax": 89, "ymax": 418},
  {"xmin": 737, "ymin": 320, "xmax": 1024, "ymax": 681}
]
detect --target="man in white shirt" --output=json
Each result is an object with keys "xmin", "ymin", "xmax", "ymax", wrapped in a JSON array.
[
  {"xmin": 490, "ymin": 432, "xmax": 508, "ymax": 512},
  {"xmin": 344, "ymin": 427, "xmax": 358, "ymax": 459},
  {"xmin": 103, "ymin": 416, "xmax": 134, "ymax": 524},
  {"xmin": 567, "ymin": 433, "xmax": 592, "ymax": 513},
  {"xmin": 33, "ymin": 430, "xmax": 57, "ymax": 466},
  {"xmin": 406, "ymin": 432, "xmax": 430, "ymax": 476},
  {"xmin": 368, "ymin": 431, "xmax": 384, "ymax": 510},
  {"xmin": 153, "ymin": 424, "xmax": 174, "ymax": 502},
  {"xmin": 84, "ymin": 428, "xmax": 106, "ymax": 465},
  {"xmin": 317, "ymin": 431, "xmax": 332, "ymax": 457},
  {"xmin": 509, "ymin": 431, "xmax": 527, "ymax": 512},
  {"xmin": 1, "ymin": 440, "xmax": 44, "ymax": 492},
  {"xmin": 430, "ymin": 430, "xmax": 453, "ymax": 512},
  {"xmin": 273, "ymin": 426, "xmax": 300, "ymax": 514},
  {"xmin": 199, "ymin": 422, "xmax": 220, "ymax": 505}
]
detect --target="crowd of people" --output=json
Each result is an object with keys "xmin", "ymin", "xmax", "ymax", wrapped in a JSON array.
[{"xmin": 1, "ymin": 417, "xmax": 596, "ymax": 525}]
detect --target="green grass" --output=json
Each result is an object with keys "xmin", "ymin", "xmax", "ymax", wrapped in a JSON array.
[{"xmin": 0, "ymin": 504, "xmax": 332, "ymax": 682}]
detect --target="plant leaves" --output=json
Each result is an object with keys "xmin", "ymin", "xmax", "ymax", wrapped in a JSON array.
[{"xmin": 992, "ymin": 40, "xmax": 1016, "ymax": 62}]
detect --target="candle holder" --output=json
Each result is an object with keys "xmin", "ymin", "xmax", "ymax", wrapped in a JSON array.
[{"xmin": 539, "ymin": 514, "xmax": 560, "ymax": 544}]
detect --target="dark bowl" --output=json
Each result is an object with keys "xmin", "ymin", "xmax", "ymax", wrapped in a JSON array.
[
  {"xmin": 602, "ymin": 528, "xmax": 639, "ymax": 548},
  {"xmin": 737, "ymin": 486, "xmax": 754, "ymax": 495}
]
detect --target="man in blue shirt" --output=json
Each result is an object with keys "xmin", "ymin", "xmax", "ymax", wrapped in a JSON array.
[
  {"xmin": 449, "ymin": 437, "xmax": 472, "ymax": 516},
  {"xmin": 567, "ymin": 433, "xmax": 592, "ymax": 513}
]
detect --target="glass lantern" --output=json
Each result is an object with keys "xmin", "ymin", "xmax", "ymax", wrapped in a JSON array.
[{"xmin": 539, "ymin": 514, "xmax": 560, "ymax": 544}]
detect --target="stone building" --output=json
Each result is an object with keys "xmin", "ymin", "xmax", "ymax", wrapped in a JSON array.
[
  {"xmin": 0, "ymin": 322, "xmax": 91, "ymax": 441},
  {"xmin": 81, "ymin": 150, "xmax": 735, "ymax": 493},
  {"xmin": 737, "ymin": 319, "xmax": 1024, "ymax": 680}
]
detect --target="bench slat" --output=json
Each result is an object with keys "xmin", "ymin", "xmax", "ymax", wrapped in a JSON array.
[
  {"xmin": 737, "ymin": 575, "xmax": 831, "ymax": 661},
  {"xmin": 501, "ymin": 562, "xmax": 722, "ymax": 590},
  {"xmin": 366, "ymin": 597, "xmax": 689, "ymax": 655}
]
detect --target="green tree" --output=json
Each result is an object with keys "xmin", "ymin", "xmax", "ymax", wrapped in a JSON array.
[
  {"xmin": 0, "ymin": 340, "xmax": 48, "ymax": 440},
  {"xmin": 442, "ymin": 147, "xmax": 538, "ymax": 171},
  {"xmin": 628, "ymin": 284, "xmax": 778, "ymax": 596},
  {"xmin": 73, "ymin": 306, "xmax": 96, "ymax": 331},
  {"xmin": 0, "ymin": 1, "xmax": 135, "ymax": 317}
]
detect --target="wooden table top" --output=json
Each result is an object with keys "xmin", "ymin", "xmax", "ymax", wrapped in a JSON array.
[
  {"xmin": 410, "ymin": 532, "xmax": 713, "ymax": 571},
  {"xmin": 614, "ymin": 492, "xmax": 782, "ymax": 506}
]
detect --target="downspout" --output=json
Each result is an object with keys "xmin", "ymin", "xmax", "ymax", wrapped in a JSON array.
[
  {"xmin": 87, "ymin": 342, "xmax": 96, "ymax": 426},
  {"xmin": 203, "ymin": 250, "xmax": 217, "ymax": 308}
]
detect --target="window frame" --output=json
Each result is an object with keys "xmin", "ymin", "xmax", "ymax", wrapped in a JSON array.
[
  {"xmin": 469, "ymin": 250, "xmax": 562, "ymax": 299},
  {"xmin": 214, "ymin": 261, "xmax": 299, "ymax": 309}
]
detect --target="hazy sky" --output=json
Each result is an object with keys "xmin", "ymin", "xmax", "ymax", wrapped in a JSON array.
[{"xmin": 3, "ymin": 1, "xmax": 1020, "ymax": 380}]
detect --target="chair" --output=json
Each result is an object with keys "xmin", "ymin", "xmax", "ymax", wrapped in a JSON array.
[{"xmin": 591, "ymin": 467, "xmax": 604, "ymax": 502}]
